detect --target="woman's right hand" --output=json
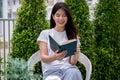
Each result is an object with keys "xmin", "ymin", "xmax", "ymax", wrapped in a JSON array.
[{"xmin": 54, "ymin": 50, "xmax": 67, "ymax": 60}]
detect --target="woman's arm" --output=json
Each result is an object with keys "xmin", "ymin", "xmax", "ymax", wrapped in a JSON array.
[
  {"xmin": 69, "ymin": 45, "xmax": 80, "ymax": 65},
  {"xmin": 39, "ymin": 41, "xmax": 56, "ymax": 63},
  {"xmin": 39, "ymin": 41, "xmax": 67, "ymax": 63}
]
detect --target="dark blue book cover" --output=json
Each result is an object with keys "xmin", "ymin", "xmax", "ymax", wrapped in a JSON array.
[{"xmin": 49, "ymin": 35, "xmax": 77, "ymax": 57}]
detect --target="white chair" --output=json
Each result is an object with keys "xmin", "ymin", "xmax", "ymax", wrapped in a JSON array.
[{"xmin": 28, "ymin": 50, "xmax": 92, "ymax": 80}]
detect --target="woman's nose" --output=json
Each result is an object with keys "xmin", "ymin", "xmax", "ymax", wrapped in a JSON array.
[{"xmin": 59, "ymin": 16, "xmax": 63, "ymax": 20}]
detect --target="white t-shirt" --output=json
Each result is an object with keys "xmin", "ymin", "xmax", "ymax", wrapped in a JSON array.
[{"xmin": 37, "ymin": 28, "xmax": 80, "ymax": 73}]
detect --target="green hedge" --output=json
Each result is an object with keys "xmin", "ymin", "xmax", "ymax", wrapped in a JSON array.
[
  {"xmin": 65, "ymin": 0, "xmax": 96, "ymax": 79},
  {"xmin": 94, "ymin": 0, "xmax": 120, "ymax": 79},
  {"xmin": 10, "ymin": 0, "xmax": 49, "ymax": 60}
]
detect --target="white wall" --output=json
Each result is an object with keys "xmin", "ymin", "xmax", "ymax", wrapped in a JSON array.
[{"xmin": 3, "ymin": 0, "xmax": 8, "ymax": 18}]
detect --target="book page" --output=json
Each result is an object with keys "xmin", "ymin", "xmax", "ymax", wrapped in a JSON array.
[{"xmin": 61, "ymin": 39, "xmax": 77, "ymax": 45}]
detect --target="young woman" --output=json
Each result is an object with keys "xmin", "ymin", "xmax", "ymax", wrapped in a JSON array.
[{"xmin": 37, "ymin": 2, "xmax": 83, "ymax": 80}]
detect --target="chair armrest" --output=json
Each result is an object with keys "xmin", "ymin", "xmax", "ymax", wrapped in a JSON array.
[
  {"xmin": 28, "ymin": 50, "xmax": 41, "ymax": 70},
  {"xmin": 78, "ymin": 52, "xmax": 92, "ymax": 80}
]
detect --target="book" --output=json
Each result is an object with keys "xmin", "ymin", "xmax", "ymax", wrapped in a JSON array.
[{"xmin": 49, "ymin": 35, "xmax": 77, "ymax": 57}]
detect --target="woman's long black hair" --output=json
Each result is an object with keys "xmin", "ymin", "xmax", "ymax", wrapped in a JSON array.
[{"xmin": 50, "ymin": 2, "xmax": 78, "ymax": 40}]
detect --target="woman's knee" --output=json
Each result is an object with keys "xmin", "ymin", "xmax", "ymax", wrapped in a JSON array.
[
  {"xmin": 63, "ymin": 68, "xmax": 83, "ymax": 80},
  {"xmin": 66, "ymin": 68, "xmax": 80, "ymax": 74},
  {"xmin": 65, "ymin": 67, "xmax": 81, "ymax": 75}
]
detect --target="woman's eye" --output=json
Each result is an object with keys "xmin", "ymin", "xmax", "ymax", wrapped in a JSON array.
[
  {"xmin": 63, "ymin": 14, "xmax": 67, "ymax": 17},
  {"xmin": 56, "ymin": 14, "xmax": 60, "ymax": 17}
]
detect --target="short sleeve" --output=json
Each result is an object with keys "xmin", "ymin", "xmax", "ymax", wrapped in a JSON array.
[
  {"xmin": 77, "ymin": 37, "xmax": 81, "ymax": 46},
  {"xmin": 37, "ymin": 30, "xmax": 49, "ymax": 43}
]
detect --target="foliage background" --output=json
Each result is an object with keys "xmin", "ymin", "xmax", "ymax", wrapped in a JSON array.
[
  {"xmin": 65, "ymin": 0, "xmax": 96, "ymax": 79},
  {"xmin": 9, "ymin": 0, "xmax": 120, "ymax": 80},
  {"xmin": 94, "ymin": 0, "xmax": 120, "ymax": 79},
  {"xmin": 10, "ymin": 0, "xmax": 49, "ymax": 60}
]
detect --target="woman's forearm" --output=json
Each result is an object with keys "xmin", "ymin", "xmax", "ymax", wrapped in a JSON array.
[
  {"xmin": 41, "ymin": 54, "xmax": 56, "ymax": 63},
  {"xmin": 69, "ymin": 53, "xmax": 79, "ymax": 65}
]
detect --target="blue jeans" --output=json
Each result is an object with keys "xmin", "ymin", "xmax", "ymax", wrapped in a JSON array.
[{"xmin": 43, "ymin": 66, "xmax": 83, "ymax": 80}]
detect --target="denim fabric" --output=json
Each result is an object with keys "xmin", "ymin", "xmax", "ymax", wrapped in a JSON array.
[{"xmin": 43, "ymin": 66, "xmax": 83, "ymax": 80}]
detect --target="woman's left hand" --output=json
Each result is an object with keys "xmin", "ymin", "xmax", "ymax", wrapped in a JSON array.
[{"xmin": 69, "ymin": 45, "xmax": 80, "ymax": 65}]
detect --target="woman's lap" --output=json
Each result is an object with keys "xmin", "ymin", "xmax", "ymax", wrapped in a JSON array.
[{"xmin": 43, "ymin": 67, "xmax": 83, "ymax": 80}]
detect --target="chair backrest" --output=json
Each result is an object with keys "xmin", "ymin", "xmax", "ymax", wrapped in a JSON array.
[{"xmin": 28, "ymin": 50, "xmax": 92, "ymax": 80}]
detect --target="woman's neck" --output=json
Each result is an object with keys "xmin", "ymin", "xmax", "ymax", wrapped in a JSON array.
[{"xmin": 54, "ymin": 27, "xmax": 65, "ymax": 32}]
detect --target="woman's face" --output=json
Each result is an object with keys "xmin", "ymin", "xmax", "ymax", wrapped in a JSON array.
[{"xmin": 53, "ymin": 8, "xmax": 68, "ymax": 28}]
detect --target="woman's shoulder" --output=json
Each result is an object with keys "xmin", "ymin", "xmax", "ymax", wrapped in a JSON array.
[
  {"xmin": 40, "ymin": 29, "xmax": 52, "ymax": 34},
  {"xmin": 41, "ymin": 28, "xmax": 54, "ymax": 34},
  {"xmin": 37, "ymin": 29, "xmax": 51, "ymax": 42},
  {"xmin": 41, "ymin": 29, "xmax": 49, "ymax": 33}
]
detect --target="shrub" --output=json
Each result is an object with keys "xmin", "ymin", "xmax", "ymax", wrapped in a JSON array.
[
  {"xmin": 65, "ymin": 0, "xmax": 96, "ymax": 79},
  {"xmin": 94, "ymin": 0, "xmax": 120, "ymax": 79},
  {"xmin": 10, "ymin": 0, "xmax": 49, "ymax": 60},
  {"xmin": 2, "ymin": 56, "xmax": 42, "ymax": 80}
]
